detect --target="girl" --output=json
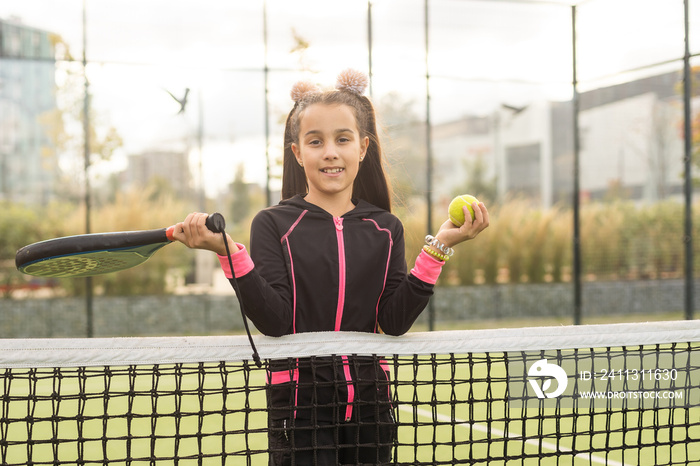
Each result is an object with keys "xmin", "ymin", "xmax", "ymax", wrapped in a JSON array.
[{"xmin": 174, "ymin": 69, "xmax": 489, "ymax": 465}]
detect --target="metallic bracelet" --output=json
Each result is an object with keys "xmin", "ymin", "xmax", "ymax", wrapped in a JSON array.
[{"xmin": 425, "ymin": 235, "xmax": 454, "ymax": 257}]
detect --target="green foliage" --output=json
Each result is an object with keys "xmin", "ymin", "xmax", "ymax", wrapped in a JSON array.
[
  {"xmin": 0, "ymin": 204, "xmax": 47, "ymax": 297},
  {"xmin": 0, "ymin": 202, "xmax": 75, "ymax": 297},
  {"xmin": 81, "ymin": 189, "xmax": 192, "ymax": 296},
  {"xmin": 230, "ymin": 164, "xmax": 251, "ymax": 225},
  {"xmin": 454, "ymin": 157, "xmax": 497, "ymax": 206},
  {"xmin": 404, "ymin": 198, "xmax": 693, "ymax": 287},
  {"xmin": 548, "ymin": 208, "xmax": 571, "ymax": 283},
  {"xmin": 3, "ymin": 189, "xmax": 193, "ymax": 298},
  {"xmin": 675, "ymin": 66, "xmax": 700, "ymax": 187},
  {"xmin": 4, "ymin": 194, "xmax": 695, "ymax": 297}
]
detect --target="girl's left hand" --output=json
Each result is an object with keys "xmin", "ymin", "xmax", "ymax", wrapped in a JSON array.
[{"xmin": 435, "ymin": 201, "xmax": 489, "ymax": 248}]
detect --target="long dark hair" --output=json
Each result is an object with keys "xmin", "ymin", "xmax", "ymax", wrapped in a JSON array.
[{"xmin": 281, "ymin": 73, "xmax": 392, "ymax": 212}]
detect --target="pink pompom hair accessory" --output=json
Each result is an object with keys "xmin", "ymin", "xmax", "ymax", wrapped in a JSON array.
[
  {"xmin": 290, "ymin": 80, "xmax": 321, "ymax": 103},
  {"xmin": 335, "ymin": 69, "xmax": 369, "ymax": 96}
]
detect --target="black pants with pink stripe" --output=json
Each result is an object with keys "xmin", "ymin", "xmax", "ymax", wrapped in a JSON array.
[{"xmin": 267, "ymin": 410, "xmax": 396, "ymax": 466}]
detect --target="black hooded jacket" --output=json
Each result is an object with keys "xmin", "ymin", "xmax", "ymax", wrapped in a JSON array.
[
  {"xmin": 237, "ymin": 194, "xmax": 435, "ymax": 337},
  {"xmin": 226, "ymin": 194, "xmax": 442, "ymax": 421}
]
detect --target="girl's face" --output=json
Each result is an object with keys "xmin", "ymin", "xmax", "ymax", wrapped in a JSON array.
[{"xmin": 292, "ymin": 103, "xmax": 368, "ymax": 205}]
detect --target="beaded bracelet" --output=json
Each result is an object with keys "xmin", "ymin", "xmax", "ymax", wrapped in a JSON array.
[
  {"xmin": 425, "ymin": 235, "xmax": 454, "ymax": 257},
  {"xmin": 422, "ymin": 245, "xmax": 449, "ymax": 262}
]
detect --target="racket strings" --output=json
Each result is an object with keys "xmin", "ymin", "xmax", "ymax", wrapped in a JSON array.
[{"xmin": 23, "ymin": 254, "xmax": 134, "ymax": 278}]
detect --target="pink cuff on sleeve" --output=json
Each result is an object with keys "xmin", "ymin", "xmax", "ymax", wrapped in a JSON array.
[
  {"xmin": 217, "ymin": 243, "xmax": 254, "ymax": 279},
  {"xmin": 410, "ymin": 249, "xmax": 444, "ymax": 285}
]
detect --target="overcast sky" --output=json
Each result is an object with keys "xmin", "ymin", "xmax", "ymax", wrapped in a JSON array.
[{"xmin": 1, "ymin": 0, "xmax": 695, "ymax": 195}]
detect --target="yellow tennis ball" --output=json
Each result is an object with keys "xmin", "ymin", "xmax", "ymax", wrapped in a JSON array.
[{"xmin": 448, "ymin": 194, "xmax": 479, "ymax": 227}]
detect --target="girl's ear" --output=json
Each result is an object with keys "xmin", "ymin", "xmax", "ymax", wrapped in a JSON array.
[
  {"xmin": 360, "ymin": 136, "xmax": 369, "ymax": 161},
  {"xmin": 291, "ymin": 143, "xmax": 303, "ymax": 166}
]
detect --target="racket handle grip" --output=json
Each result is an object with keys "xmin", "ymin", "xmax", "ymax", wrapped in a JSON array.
[
  {"xmin": 165, "ymin": 225, "xmax": 176, "ymax": 241},
  {"xmin": 164, "ymin": 213, "xmax": 226, "ymax": 242},
  {"xmin": 206, "ymin": 212, "xmax": 226, "ymax": 234}
]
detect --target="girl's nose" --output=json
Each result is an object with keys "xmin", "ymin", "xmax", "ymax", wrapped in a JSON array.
[{"xmin": 323, "ymin": 143, "xmax": 339, "ymax": 159}]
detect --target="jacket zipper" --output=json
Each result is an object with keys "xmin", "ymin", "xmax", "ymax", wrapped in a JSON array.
[
  {"xmin": 334, "ymin": 217, "xmax": 346, "ymax": 331},
  {"xmin": 334, "ymin": 216, "xmax": 354, "ymax": 421}
]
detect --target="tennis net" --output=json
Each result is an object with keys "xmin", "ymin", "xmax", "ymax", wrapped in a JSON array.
[{"xmin": 1, "ymin": 320, "xmax": 699, "ymax": 465}]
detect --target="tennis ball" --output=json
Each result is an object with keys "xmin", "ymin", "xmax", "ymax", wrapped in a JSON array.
[{"xmin": 448, "ymin": 194, "xmax": 479, "ymax": 227}]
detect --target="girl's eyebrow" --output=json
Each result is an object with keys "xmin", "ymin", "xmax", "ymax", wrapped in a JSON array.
[
  {"xmin": 335, "ymin": 128, "xmax": 355, "ymax": 135},
  {"xmin": 303, "ymin": 128, "xmax": 355, "ymax": 137}
]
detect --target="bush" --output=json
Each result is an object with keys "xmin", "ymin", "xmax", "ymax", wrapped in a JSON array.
[
  {"xmin": 4, "ymin": 189, "xmax": 193, "ymax": 297},
  {"xmin": 5, "ymin": 194, "xmax": 695, "ymax": 296},
  {"xmin": 402, "ymin": 198, "xmax": 692, "ymax": 286}
]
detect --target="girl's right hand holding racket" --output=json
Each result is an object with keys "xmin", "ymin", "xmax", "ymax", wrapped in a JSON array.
[{"xmin": 173, "ymin": 212, "xmax": 239, "ymax": 256}]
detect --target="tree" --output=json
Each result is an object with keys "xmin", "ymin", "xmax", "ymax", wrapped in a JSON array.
[
  {"xmin": 59, "ymin": 189, "xmax": 192, "ymax": 296},
  {"xmin": 375, "ymin": 92, "xmax": 427, "ymax": 205},
  {"xmin": 647, "ymin": 99, "xmax": 677, "ymax": 199},
  {"xmin": 0, "ymin": 203, "xmax": 55, "ymax": 298},
  {"xmin": 290, "ymin": 28, "xmax": 314, "ymax": 72},
  {"xmin": 691, "ymin": 68, "xmax": 700, "ymax": 183},
  {"xmin": 230, "ymin": 163, "xmax": 251, "ymax": 225},
  {"xmin": 38, "ymin": 33, "xmax": 123, "ymax": 204},
  {"xmin": 455, "ymin": 155, "xmax": 497, "ymax": 203},
  {"xmin": 676, "ymin": 66, "xmax": 700, "ymax": 186}
]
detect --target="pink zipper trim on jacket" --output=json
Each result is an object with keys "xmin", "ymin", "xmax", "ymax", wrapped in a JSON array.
[
  {"xmin": 333, "ymin": 217, "xmax": 346, "ymax": 332},
  {"xmin": 281, "ymin": 210, "xmax": 308, "ymax": 334},
  {"xmin": 363, "ymin": 219, "xmax": 393, "ymax": 333},
  {"xmin": 333, "ymin": 216, "xmax": 354, "ymax": 420},
  {"xmin": 266, "ymin": 365, "xmax": 300, "ymax": 418},
  {"xmin": 341, "ymin": 355, "xmax": 354, "ymax": 421}
]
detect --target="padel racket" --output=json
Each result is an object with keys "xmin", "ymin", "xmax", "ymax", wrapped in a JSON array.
[{"xmin": 15, "ymin": 214, "xmax": 224, "ymax": 278}]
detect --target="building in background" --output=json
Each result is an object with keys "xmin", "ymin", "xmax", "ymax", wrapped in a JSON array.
[
  {"xmin": 0, "ymin": 14, "xmax": 691, "ymax": 215},
  {"xmin": 432, "ymin": 70, "xmax": 688, "ymax": 208},
  {"xmin": 120, "ymin": 149, "xmax": 193, "ymax": 199},
  {"xmin": 0, "ymin": 17, "xmax": 57, "ymax": 205},
  {"xmin": 576, "ymin": 72, "xmax": 684, "ymax": 204}
]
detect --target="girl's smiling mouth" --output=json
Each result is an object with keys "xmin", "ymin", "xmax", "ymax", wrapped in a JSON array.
[{"xmin": 321, "ymin": 167, "xmax": 345, "ymax": 174}]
